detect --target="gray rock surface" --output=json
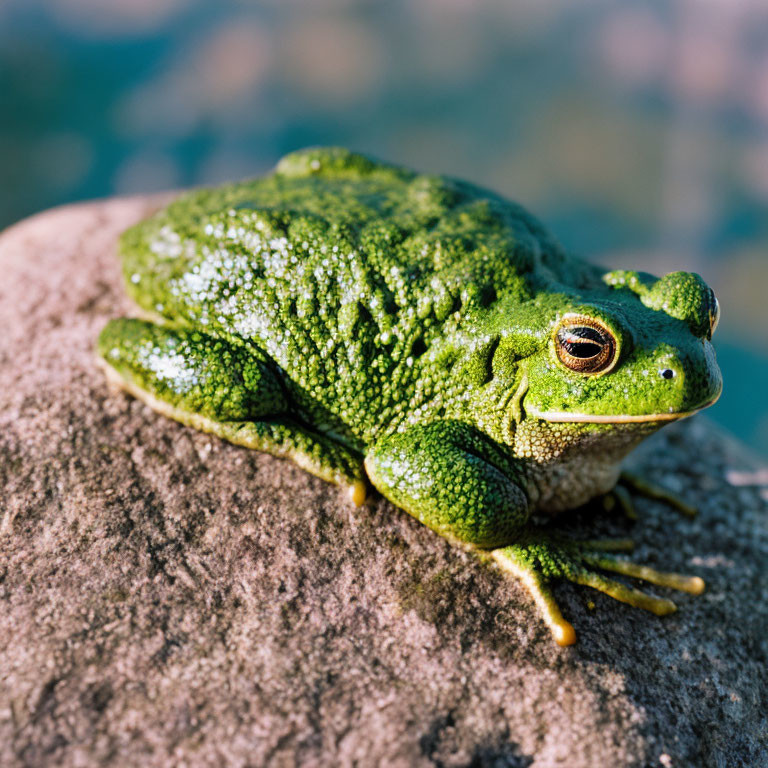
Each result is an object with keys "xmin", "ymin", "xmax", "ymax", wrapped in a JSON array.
[{"xmin": 0, "ymin": 197, "xmax": 766, "ymax": 768}]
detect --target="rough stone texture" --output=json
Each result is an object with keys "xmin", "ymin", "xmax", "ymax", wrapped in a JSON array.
[{"xmin": 0, "ymin": 197, "xmax": 766, "ymax": 768}]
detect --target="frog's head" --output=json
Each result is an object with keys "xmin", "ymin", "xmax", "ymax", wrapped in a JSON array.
[{"xmin": 519, "ymin": 270, "xmax": 722, "ymax": 426}]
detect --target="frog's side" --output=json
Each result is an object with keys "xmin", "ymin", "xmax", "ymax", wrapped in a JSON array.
[{"xmin": 99, "ymin": 147, "xmax": 722, "ymax": 645}]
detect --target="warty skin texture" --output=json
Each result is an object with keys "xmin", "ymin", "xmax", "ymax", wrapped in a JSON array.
[{"xmin": 99, "ymin": 147, "xmax": 722, "ymax": 644}]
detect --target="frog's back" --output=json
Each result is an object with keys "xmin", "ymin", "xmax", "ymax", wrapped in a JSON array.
[{"xmin": 120, "ymin": 148, "xmax": 601, "ymax": 442}]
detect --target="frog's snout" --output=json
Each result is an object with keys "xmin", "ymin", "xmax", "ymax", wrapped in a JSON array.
[{"xmin": 653, "ymin": 339, "xmax": 723, "ymax": 414}]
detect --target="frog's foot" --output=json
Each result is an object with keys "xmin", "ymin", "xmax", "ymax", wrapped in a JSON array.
[
  {"xmin": 619, "ymin": 470, "xmax": 697, "ymax": 518},
  {"xmin": 488, "ymin": 533, "xmax": 705, "ymax": 646}
]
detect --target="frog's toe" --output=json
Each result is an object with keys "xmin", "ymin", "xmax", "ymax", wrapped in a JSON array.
[
  {"xmin": 573, "ymin": 568, "xmax": 677, "ymax": 616},
  {"xmin": 581, "ymin": 551, "xmax": 706, "ymax": 595},
  {"xmin": 491, "ymin": 550, "xmax": 576, "ymax": 646},
  {"xmin": 619, "ymin": 470, "xmax": 697, "ymax": 517},
  {"xmin": 601, "ymin": 484, "xmax": 637, "ymax": 520},
  {"xmin": 577, "ymin": 537, "xmax": 635, "ymax": 552},
  {"xmin": 348, "ymin": 479, "xmax": 368, "ymax": 507}
]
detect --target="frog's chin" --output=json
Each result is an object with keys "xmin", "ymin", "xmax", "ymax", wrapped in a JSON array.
[{"xmin": 526, "ymin": 391, "xmax": 722, "ymax": 425}]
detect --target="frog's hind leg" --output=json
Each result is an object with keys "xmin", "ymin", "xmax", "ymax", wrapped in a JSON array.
[
  {"xmin": 598, "ymin": 471, "xmax": 696, "ymax": 521},
  {"xmin": 618, "ymin": 470, "xmax": 697, "ymax": 517},
  {"xmin": 98, "ymin": 318, "xmax": 365, "ymax": 491}
]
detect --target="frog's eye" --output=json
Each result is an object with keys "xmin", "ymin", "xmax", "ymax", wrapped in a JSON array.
[
  {"xmin": 555, "ymin": 318, "xmax": 617, "ymax": 375},
  {"xmin": 708, "ymin": 291, "xmax": 720, "ymax": 339}
]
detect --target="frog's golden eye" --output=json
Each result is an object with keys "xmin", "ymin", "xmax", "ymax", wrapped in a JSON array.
[{"xmin": 555, "ymin": 318, "xmax": 617, "ymax": 375}]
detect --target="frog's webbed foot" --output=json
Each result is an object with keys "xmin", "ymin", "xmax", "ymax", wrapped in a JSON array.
[
  {"xmin": 488, "ymin": 533, "xmax": 705, "ymax": 646},
  {"xmin": 618, "ymin": 470, "xmax": 697, "ymax": 518}
]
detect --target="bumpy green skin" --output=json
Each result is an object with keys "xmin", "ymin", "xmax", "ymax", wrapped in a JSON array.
[{"xmin": 98, "ymin": 147, "xmax": 723, "ymax": 643}]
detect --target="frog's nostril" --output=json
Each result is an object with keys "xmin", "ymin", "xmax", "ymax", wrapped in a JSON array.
[{"xmin": 659, "ymin": 368, "xmax": 676, "ymax": 380}]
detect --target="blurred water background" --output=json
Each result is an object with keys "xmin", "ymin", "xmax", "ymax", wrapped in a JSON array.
[{"xmin": 1, "ymin": 0, "xmax": 766, "ymax": 457}]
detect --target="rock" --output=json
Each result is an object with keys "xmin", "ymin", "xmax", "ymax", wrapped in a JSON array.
[{"xmin": 0, "ymin": 197, "xmax": 766, "ymax": 768}]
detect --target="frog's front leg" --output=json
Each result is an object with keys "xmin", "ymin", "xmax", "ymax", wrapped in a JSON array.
[
  {"xmin": 98, "ymin": 318, "xmax": 365, "ymax": 491},
  {"xmin": 365, "ymin": 421, "xmax": 704, "ymax": 646}
]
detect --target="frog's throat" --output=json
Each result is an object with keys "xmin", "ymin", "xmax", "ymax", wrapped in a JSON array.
[{"xmin": 528, "ymin": 390, "xmax": 721, "ymax": 424}]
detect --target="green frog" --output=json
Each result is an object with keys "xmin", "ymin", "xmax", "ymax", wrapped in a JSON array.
[{"xmin": 98, "ymin": 147, "xmax": 722, "ymax": 645}]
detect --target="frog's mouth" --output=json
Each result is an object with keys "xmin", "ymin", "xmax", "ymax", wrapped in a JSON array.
[{"xmin": 527, "ymin": 390, "xmax": 722, "ymax": 425}]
